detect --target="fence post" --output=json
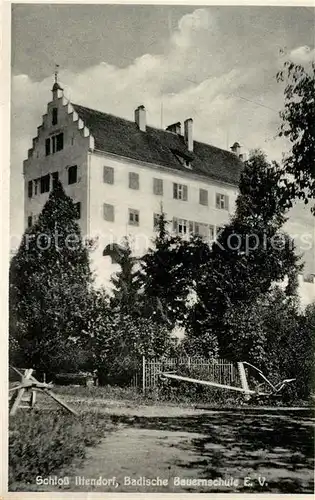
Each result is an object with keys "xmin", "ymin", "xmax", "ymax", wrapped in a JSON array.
[{"xmin": 142, "ymin": 355, "xmax": 146, "ymax": 395}]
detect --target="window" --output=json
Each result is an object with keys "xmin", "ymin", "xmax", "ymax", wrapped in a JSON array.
[
  {"xmin": 103, "ymin": 166, "xmax": 114, "ymax": 184},
  {"xmin": 28, "ymin": 181, "xmax": 33, "ymax": 198},
  {"xmin": 188, "ymin": 221, "xmax": 215, "ymax": 241},
  {"xmin": 129, "ymin": 208, "xmax": 139, "ymax": 226},
  {"xmin": 129, "ymin": 172, "xmax": 139, "ymax": 190},
  {"xmin": 52, "ymin": 171, "xmax": 59, "ymax": 189},
  {"xmin": 199, "ymin": 188, "xmax": 208, "ymax": 206},
  {"xmin": 153, "ymin": 178, "xmax": 163, "ymax": 195},
  {"xmin": 52, "ymin": 107, "xmax": 58, "ymax": 126},
  {"xmin": 27, "ymin": 215, "xmax": 32, "ymax": 228},
  {"xmin": 103, "ymin": 203, "xmax": 114, "ymax": 222},
  {"xmin": 34, "ymin": 179, "xmax": 39, "ymax": 195},
  {"xmin": 216, "ymin": 193, "xmax": 229, "ymax": 210},
  {"xmin": 40, "ymin": 175, "xmax": 50, "ymax": 194},
  {"xmin": 45, "ymin": 138, "xmax": 50, "ymax": 156},
  {"xmin": 68, "ymin": 165, "xmax": 78, "ymax": 185},
  {"xmin": 74, "ymin": 202, "xmax": 81, "ymax": 220},
  {"xmin": 173, "ymin": 183, "xmax": 188, "ymax": 201},
  {"xmin": 46, "ymin": 133, "xmax": 64, "ymax": 155},
  {"xmin": 173, "ymin": 217, "xmax": 188, "ymax": 235},
  {"xmin": 56, "ymin": 133, "xmax": 64, "ymax": 152}
]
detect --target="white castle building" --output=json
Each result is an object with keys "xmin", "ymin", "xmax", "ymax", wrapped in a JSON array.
[{"xmin": 23, "ymin": 80, "xmax": 314, "ymax": 304}]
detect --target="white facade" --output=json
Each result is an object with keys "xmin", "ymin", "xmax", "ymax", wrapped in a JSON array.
[
  {"xmin": 23, "ymin": 85, "xmax": 238, "ymax": 288},
  {"xmin": 23, "ymin": 84, "xmax": 314, "ymax": 303}
]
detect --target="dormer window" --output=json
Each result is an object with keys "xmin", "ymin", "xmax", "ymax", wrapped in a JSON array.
[{"xmin": 171, "ymin": 148, "xmax": 193, "ymax": 169}]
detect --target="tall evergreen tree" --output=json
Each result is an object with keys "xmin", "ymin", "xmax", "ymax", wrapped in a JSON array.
[{"xmin": 9, "ymin": 180, "xmax": 92, "ymax": 374}]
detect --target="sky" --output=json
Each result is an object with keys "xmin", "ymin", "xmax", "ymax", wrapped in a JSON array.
[{"xmin": 10, "ymin": 4, "xmax": 315, "ymax": 261}]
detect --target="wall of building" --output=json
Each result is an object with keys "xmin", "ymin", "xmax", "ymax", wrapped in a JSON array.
[
  {"xmin": 87, "ymin": 150, "xmax": 239, "ymax": 287},
  {"xmin": 23, "ymin": 93, "xmax": 92, "ymax": 236}
]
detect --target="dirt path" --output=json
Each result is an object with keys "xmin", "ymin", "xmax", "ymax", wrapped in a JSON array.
[{"xmin": 34, "ymin": 400, "xmax": 315, "ymax": 494}]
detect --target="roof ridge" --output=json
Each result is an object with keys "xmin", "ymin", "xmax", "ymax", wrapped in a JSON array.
[{"xmin": 72, "ymin": 102, "xmax": 235, "ymax": 155}]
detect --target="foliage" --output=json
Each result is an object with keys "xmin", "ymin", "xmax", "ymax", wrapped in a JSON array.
[
  {"xmin": 109, "ymin": 237, "xmax": 141, "ymax": 313},
  {"xmin": 263, "ymin": 294, "xmax": 315, "ymax": 400},
  {"xmin": 9, "ymin": 410, "xmax": 114, "ymax": 486},
  {"xmin": 185, "ymin": 151, "xmax": 302, "ymax": 355},
  {"xmin": 81, "ymin": 291, "xmax": 174, "ymax": 385},
  {"xmin": 9, "ymin": 181, "xmax": 92, "ymax": 375},
  {"xmin": 277, "ymin": 59, "xmax": 315, "ymax": 213},
  {"xmin": 139, "ymin": 212, "xmax": 211, "ymax": 328}
]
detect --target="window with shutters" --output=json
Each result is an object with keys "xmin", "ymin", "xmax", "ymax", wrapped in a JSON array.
[
  {"xmin": 103, "ymin": 166, "xmax": 114, "ymax": 184},
  {"xmin": 52, "ymin": 108, "xmax": 58, "ymax": 126},
  {"xmin": 173, "ymin": 217, "xmax": 188, "ymax": 234},
  {"xmin": 153, "ymin": 178, "xmax": 163, "ymax": 195},
  {"xmin": 209, "ymin": 225, "xmax": 215, "ymax": 240},
  {"xmin": 173, "ymin": 183, "xmax": 188, "ymax": 201},
  {"xmin": 216, "ymin": 193, "xmax": 229, "ymax": 210},
  {"xmin": 129, "ymin": 172, "xmax": 139, "ymax": 190},
  {"xmin": 28, "ymin": 181, "xmax": 33, "ymax": 198},
  {"xmin": 129, "ymin": 208, "xmax": 140, "ymax": 226},
  {"xmin": 103, "ymin": 203, "xmax": 115, "ymax": 222},
  {"xmin": 68, "ymin": 165, "xmax": 78, "ymax": 185},
  {"xmin": 74, "ymin": 202, "xmax": 81, "ymax": 220},
  {"xmin": 199, "ymin": 188, "xmax": 208, "ymax": 206},
  {"xmin": 40, "ymin": 175, "xmax": 50, "ymax": 194}
]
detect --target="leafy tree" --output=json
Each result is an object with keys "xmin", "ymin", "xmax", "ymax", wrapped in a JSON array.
[
  {"xmin": 277, "ymin": 59, "xmax": 315, "ymax": 212},
  {"xmin": 9, "ymin": 180, "xmax": 92, "ymax": 374},
  {"xmin": 82, "ymin": 298, "xmax": 174, "ymax": 385},
  {"xmin": 186, "ymin": 151, "xmax": 302, "ymax": 356},
  {"xmin": 139, "ymin": 212, "xmax": 211, "ymax": 329}
]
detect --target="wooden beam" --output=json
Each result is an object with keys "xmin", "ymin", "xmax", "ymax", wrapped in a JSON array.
[
  {"xmin": 237, "ymin": 362, "xmax": 251, "ymax": 401},
  {"xmin": 10, "ymin": 369, "xmax": 33, "ymax": 416},
  {"xmin": 42, "ymin": 389, "xmax": 78, "ymax": 416},
  {"xmin": 161, "ymin": 372, "xmax": 256, "ymax": 394}
]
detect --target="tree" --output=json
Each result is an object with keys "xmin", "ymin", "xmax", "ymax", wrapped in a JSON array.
[
  {"xmin": 139, "ymin": 212, "xmax": 211, "ymax": 329},
  {"xmin": 277, "ymin": 59, "xmax": 315, "ymax": 213},
  {"xmin": 185, "ymin": 151, "xmax": 302, "ymax": 356},
  {"xmin": 9, "ymin": 180, "xmax": 92, "ymax": 374},
  {"xmin": 108, "ymin": 238, "xmax": 141, "ymax": 313},
  {"xmin": 81, "ymin": 292, "xmax": 174, "ymax": 385}
]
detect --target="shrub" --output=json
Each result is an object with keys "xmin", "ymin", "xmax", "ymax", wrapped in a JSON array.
[{"xmin": 9, "ymin": 410, "xmax": 113, "ymax": 486}]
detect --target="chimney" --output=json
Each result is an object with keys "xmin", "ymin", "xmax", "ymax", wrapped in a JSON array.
[
  {"xmin": 135, "ymin": 105, "xmax": 146, "ymax": 132},
  {"xmin": 230, "ymin": 142, "xmax": 242, "ymax": 157},
  {"xmin": 166, "ymin": 122, "xmax": 181, "ymax": 135},
  {"xmin": 184, "ymin": 118, "xmax": 193, "ymax": 152}
]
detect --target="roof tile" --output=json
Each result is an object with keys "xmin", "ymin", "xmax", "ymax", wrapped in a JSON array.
[{"xmin": 72, "ymin": 103, "xmax": 242, "ymax": 185}]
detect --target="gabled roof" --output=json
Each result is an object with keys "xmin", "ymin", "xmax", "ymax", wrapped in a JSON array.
[{"xmin": 72, "ymin": 103, "xmax": 243, "ymax": 186}]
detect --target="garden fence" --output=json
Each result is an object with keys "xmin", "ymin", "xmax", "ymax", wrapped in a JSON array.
[{"xmin": 131, "ymin": 356, "xmax": 241, "ymax": 393}]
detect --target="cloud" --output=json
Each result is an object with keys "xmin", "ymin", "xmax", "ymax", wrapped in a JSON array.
[
  {"xmin": 10, "ymin": 8, "xmax": 313, "ymax": 241},
  {"xmin": 289, "ymin": 45, "xmax": 315, "ymax": 64}
]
